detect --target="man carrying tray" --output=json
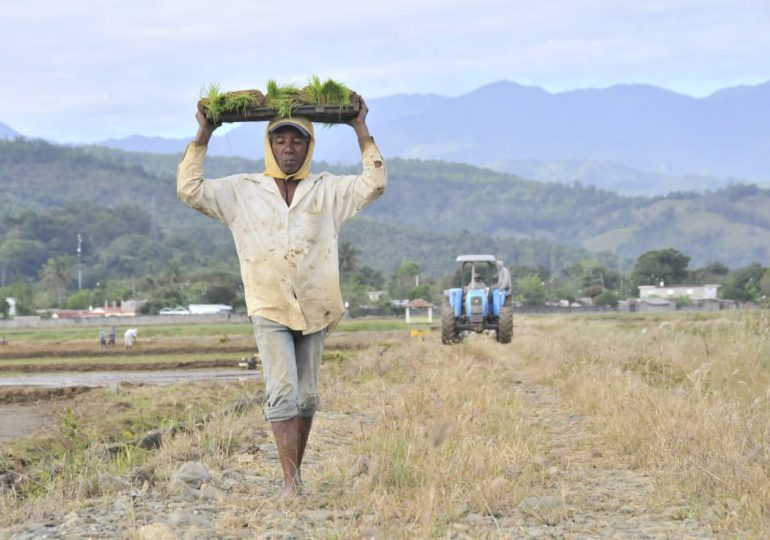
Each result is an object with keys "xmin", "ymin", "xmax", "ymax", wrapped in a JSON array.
[{"xmin": 177, "ymin": 97, "xmax": 386, "ymax": 498}]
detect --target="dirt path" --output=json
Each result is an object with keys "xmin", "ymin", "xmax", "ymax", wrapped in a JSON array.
[{"xmin": 510, "ymin": 374, "xmax": 713, "ymax": 538}]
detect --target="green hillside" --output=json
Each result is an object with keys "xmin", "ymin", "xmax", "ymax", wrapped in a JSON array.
[
  {"xmin": 2, "ymin": 137, "xmax": 770, "ymax": 289},
  {"xmin": 340, "ymin": 218, "xmax": 594, "ymax": 277},
  {"xmin": 77, "ymin": 147, "xmax": 770, "ymax": 269}
]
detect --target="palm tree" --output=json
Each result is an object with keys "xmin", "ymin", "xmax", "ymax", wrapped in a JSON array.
[
  {"xmin": 338, "ymin": 241, "xmax": 359, "ymax": 280},
  {"xmin": 40, "ymin": 257, "xmax": 72, "ymax": 306},
  {"xmin": 163, "ymin": 258, "xmax": 183, "ymax": 286}
]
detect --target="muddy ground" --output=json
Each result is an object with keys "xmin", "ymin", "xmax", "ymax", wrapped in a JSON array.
[
  {"xmin": 0, "ymin": 331, "xmax": 369, "ymax": 361},
  {"xmin": 0, "ymin": 333, "xmax": 252, "ymax": 442},
  {"xmin": 0, "ymin": 404, "xmax": 60, "ymax": 445}
]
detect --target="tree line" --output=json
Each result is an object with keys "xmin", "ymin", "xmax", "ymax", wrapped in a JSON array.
[
  {"xmin": 2, "ymin": 137, "xmax": 770, "ymax": 315},
  {"xmin": 1, "ymin": 201, "xmax": 768, "ymax": 317}
]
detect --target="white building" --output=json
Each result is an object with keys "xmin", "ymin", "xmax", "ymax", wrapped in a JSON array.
[
  {"xmin": 367, "ymin": 290, "xmax": 387, "ymax": 303},
  {"xmin": 637, "ymin": 284, "xmax": 721, "ymax": 300}
]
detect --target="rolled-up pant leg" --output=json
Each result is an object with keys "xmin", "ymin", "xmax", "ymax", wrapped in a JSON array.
[
  {"xmin": 295, "ymin": 327, "xmax": 323, "ymax": 418},
  {"xmin": 251, "ymin": 316, "xmax": 324, "ymax": 422}
]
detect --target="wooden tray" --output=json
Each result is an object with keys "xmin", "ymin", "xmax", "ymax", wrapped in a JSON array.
[{"xmin": 198, "ymin": 93, "xmax": 360, "ymax": 124}]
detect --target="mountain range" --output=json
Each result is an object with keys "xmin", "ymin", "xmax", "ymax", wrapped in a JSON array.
[
  {"xmin": 78, "ymin": 80, "xmax": 770, "ymax": 193},
  {"xmin": 0, "ymin": 121, "xmax": 18, "ymax": 139},
  {"xmin": 4, "ymin": 80, "xmax": 770, "ymax": 195}
]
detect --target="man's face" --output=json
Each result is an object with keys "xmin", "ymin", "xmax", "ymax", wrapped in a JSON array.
[{"xmin": 269, "ymin": 127, "xmax": 309, "ymax": 175}]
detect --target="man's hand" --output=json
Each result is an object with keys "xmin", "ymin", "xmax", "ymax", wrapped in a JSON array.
[
  {"xmin": 193, "ymin": 110, "xmax": 220, "ymax": 145},
  {"xmin": 348, "ymin": 95, "xmax": 371, "ymax": 140}
]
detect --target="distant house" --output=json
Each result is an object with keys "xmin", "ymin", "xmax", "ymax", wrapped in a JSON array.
[
  {"xmin": 188, "ymin": 304, "xmax": 233, "ymax": 315},
  {"xmin": 638, "ymin": 284, "xmax": 721, "ymax": 301},
  {"xmin": 48, "ymin": 300, "xmax": 140, "ymax": 319},
  {"xmin": 405, "ymin": 298, "xmax": 435, "ymax": 324},
  {"xmin": 48, "ymin": 309, "xmax": 102, "ymax": 319},
  {"xmin": 91, "ymin": 300, "xmax": 138, "ymax": 317},
  {"xmin": 367, "ymin": 290, "xmax": 387, "ymax": 303}
]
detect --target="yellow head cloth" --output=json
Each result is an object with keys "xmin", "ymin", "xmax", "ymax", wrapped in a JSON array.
[{"xmin": 263, "ymin": 116, "xmax": 315, "ymax": 180}]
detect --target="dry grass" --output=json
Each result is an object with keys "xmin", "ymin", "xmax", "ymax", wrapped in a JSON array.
[
  {"xmin": 1, "ymin": 333, "xmax": 544, "ymax": 536},
  {"xmin": 313, "ymin": 337, "xmax": 544, "ymax": 537},
  {"xmin": 0, "ymin": 379, "xmax": 262, "ymax": 527},
  {"xmin": 514, "ymin": 310, "xmax": 770, "ymax": 535}
]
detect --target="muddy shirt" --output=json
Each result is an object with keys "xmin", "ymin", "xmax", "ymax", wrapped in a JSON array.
[{"xmin": 177, "ymin": 140, "xmax": 386, "ymax": 334}]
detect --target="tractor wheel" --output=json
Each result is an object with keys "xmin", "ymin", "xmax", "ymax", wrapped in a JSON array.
[
  {"xmin": 496, "ymin": 305, "xmax": 513, "ymax": 343},
  {"xmin": 441, "ymin": 299, "xmax": 460, "ymax": 345}
]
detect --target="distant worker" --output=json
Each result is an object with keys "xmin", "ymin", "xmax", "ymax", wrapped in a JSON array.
[
  {"xmin": 98, "ymin": 328, "xmax": 107, "ymax": 348},
  {"xmin": 108, "ymin": 327, "xmax": 116, "ymax": 347},
  {"xmin": 495, "ymin": 260, "xmax": 512, "ymax": 296},
  {"xmin": 124, "ymin": 328, "xmax": 137, "ymax": 348}
]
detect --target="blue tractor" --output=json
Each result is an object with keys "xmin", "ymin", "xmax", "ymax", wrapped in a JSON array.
[{"xmin": 441, "ymin": 255, "xmax": 513, "ymax": 344}]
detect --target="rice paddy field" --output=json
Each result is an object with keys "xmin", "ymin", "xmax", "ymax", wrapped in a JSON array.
[{"xmin": 1, "ymin": 310, "xmax": 769, "ymax": 538}]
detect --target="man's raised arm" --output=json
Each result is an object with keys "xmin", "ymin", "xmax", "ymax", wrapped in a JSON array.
[
  {"xmin": 331, "ymin": 97, "xmax": 387, "ymax": 225},
  {"xmin": 176, "ymin": 112, "xmax": 229, "ymax": 222}
]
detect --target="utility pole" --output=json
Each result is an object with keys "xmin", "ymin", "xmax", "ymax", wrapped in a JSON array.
[{"xmin": 76, "ymin": 234, "xmax": 82, "ymax": 291}]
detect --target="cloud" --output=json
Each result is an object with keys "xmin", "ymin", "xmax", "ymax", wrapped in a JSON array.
[{"xmin": 1, "ymin": 0, "xmax": 768, "ymax": 141}]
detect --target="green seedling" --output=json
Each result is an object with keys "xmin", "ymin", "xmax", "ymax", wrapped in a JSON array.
[
  {"xmin": 222, "ymin": 92, "xmax": 259, "ymax": 115},
  {"xmin": 266, "ymin": 79, "xmax": 303, "ymax": 118},
  {"xmin": 304, "ymin": 75, "xmax": 352, "ymax": 107},
  {"xmin": 201, "ymin": 77, "xmax": 354, "ymax": 121},
  {"xmin": 201, "ymin": 84, "xmax": 226, "ymax": 123}
]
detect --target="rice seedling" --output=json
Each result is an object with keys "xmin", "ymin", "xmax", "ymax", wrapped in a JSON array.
[
  {"xmin": 265, "ymin": 79, "xmax": 304, "ymax": 118},
  {"xmin": 222, "ymin": 91, "xmax": 260, "ymax": 115},
  {"xmin": 201, "ymin": 84, "xmax": 226, "ymax": 123},
  {"xmin": 199, "ymin": 77, "xmax": 355, "ymax": 122},
  {"xmin": 200, "ymin": 85, "xmax": 263, "ymax": 123},
  {"xmin": 303, "ymin": 75, "xmax": 352, "ymax": 107}
]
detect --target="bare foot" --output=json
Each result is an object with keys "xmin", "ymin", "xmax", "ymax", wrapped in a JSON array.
[
  {"xmin": 278, "ymin": 472, "xmax": 302, "ymax": 502},
  {"xmin": 278, "ymin": 481, "xmax": 300, "ymax": 503}
]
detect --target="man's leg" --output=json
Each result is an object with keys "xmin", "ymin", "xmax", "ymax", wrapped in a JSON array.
[
  {"xmin": 294, "ymin": 329, "xmax": 324, "ymax": 473},
  {"xmin": 252, "ymin": 317, "xmax": 302, "ymax": 496},
  {"xmin": 297, "ymin": 416, "xmax": 313, "ymax": 470},
  {"xmin": 270, "ymin": 417, "xmax": 301, "ymax": 495}
]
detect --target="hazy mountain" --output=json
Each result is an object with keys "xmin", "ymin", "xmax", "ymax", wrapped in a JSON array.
[
  {"xmin": 487, "ymin": 158, "xmax": 735, "ymax": 196},
  {"xmin": 91, "ymin": 92, "xmax": 450, "ymax": 167},
  {"xmin": 97, "ymin": 134, "xmax": 189, "ymax": 155},
  {"xmin": 83, "ymin": 80, "xmax": 770, "ymax": 192},
  {"xmin": 0, "ymin": 121, "xmax": 19, "ymax": 139}
]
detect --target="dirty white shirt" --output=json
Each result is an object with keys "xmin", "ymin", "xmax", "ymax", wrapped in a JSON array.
[{"xmin": 177, "ymin": 140, "xmax": 386, "ymax": 333}]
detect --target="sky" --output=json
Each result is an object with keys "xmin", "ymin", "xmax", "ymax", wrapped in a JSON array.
[{"xmin": 1, "ymin": 0, "xmax": 769, "ymax": 142}]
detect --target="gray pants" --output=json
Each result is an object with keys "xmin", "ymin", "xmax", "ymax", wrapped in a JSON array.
[{"xmin": 251, "ymin": 316, "xmax": 324, "ymax": 422}]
